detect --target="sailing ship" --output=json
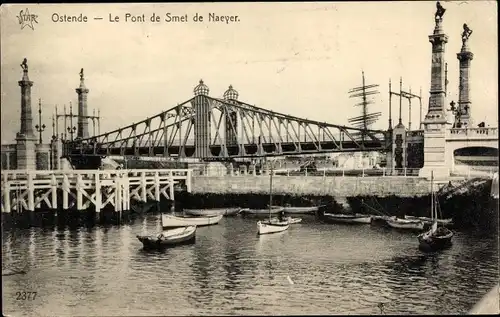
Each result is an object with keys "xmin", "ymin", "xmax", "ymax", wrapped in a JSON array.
[
  {"xmin": 257, "ymin": 165, "xmax": 290, "ymax": 235},
  {"xmin": 417, "ymin": 171, "xmax": 454, "ymax": 251}
]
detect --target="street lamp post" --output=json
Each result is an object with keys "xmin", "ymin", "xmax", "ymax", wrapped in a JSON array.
[
  {"xmin": 35, "ymin": 98, "xmax": 46, "ymax": 144},
  {"xmin": 67, "ymin": 102, "xmax": 77, "ymax": 141},
  {"xmin": 67, "ymin": 126, "xmax": 77, "ymax": 141}
]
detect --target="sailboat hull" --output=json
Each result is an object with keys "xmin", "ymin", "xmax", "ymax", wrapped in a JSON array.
[
  {"xmin": 386, "ymin": 218, "xmax": 425, "ymax": 231},
  {"xmin": 257, "ymin": 221, "xmax": 289, "ymax": 235},
  {"xmin": 418, "ymin": 232, "xmax": 453, "ymax": 252}
]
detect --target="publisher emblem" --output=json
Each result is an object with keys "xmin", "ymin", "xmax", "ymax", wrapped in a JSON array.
[{"xmin": 17, "ymin": 8, "xmax": 38, "ymax": 30}]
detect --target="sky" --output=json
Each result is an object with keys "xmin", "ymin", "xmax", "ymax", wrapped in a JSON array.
[{"xmin": 1, "ymin": 1, "xmax": 498, "ymax": 144}]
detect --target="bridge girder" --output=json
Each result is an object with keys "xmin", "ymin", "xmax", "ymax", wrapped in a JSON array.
[{"xmin": 66, "ymin": 95, "xmax": 390, "ymax": 159}]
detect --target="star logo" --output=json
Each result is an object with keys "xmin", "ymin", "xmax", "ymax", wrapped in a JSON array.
[{"xmin": 17, "ymin": 8, "xmax": 38, "ymax": 30}]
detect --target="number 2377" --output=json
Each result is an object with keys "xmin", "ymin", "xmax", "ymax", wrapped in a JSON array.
[{"xmin": 16, "ymin": 291, "xmax": 37, "ymax": 300}]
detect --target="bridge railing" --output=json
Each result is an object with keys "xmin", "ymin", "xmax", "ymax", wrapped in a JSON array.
[
  {"xmin": 447, "ymin": 127, "xmax": 498, "ymax": 139},
  {"xmin": 194, "ymin": 166, "xmax": 421, "ymax": 177}
]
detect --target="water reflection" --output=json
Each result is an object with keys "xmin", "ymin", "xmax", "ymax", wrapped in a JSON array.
[{"xmin": 1, "ymin": 215, "xmax": 498, "ymax": 316}]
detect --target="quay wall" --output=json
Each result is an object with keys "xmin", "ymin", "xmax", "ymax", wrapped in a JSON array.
[
  {"xmin": 190, "ymin": 176, "xmax": 433, "ymax": 197},
  {"xmin": 179, "ymin": 176, "xmax": 497, "ymax": 231}
]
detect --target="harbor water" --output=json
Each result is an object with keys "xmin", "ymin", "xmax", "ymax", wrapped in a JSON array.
[{"xmin": 2, "ymin": 213, "xmax": 498, "ymax": 316}]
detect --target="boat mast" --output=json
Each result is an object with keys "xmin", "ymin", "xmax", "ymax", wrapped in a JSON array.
[
  {"xmin": 269, "ymin": 163, "xmax": 273, "ymax": 222},
  {"xmin": 430, "ymin": 171, "xmax": 434, "ymax": 221}
]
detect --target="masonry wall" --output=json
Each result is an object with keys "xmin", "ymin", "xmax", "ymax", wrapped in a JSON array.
[{"xmin": 191, "ymin": 176, "xmax": 433, "ymax": 197}]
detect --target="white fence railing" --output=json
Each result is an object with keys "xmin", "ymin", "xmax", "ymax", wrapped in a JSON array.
[{"xmin": 194, "ymin": 165, "xmax": 498, "ymax": 179}]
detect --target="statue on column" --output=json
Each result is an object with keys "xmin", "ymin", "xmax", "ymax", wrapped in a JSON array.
[
  {"xmin": 462, "ymin": 23, "xmax": 473, "ymax": 44},
  {"xmin": 80, "ymin": 68, "xmax": 84, "ymax": 80},
  {"xmin": 435, "ymin": 1, "xmax": 446, "ymax": 21},
  {"xmin": 20, "ymin": 58, "xmax": 28, "ymax": 71}
]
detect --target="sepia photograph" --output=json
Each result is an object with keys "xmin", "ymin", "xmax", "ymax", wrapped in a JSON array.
[{"xmin": 1, "ymin": 1, "xmax": 498, "ymax": 316}]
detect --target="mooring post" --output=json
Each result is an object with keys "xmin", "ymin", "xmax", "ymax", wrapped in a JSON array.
[
  {"xmin": 27, "ymin": 172, "xmax": 35, "ymax": 212},
  {"xmin": 51, "ymin": 174, "xmax": 57, "ymax": 210},
  {"xmin": 95, "ymin": 172, "xmax": 101, "ymax": 213}
]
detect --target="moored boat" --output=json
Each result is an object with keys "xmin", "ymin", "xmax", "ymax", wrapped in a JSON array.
[
  {"xmin": 183, "ymin": 208, "xmax": 242, "ymax": 217},
  {"xmin": 242, "ymin": 207, "xmax": 284, "ymax": 215},
  {"xmin": 386, "ymin": 217, "xmax": 425, "ymax": 231},
  {"xmin": 136, "ymin": 226, "xmax": 196, "ymax": 250},
  {"xmin": 322, "ymin": 213, "xmax": 372, "ymax": 224},
  {"xmin": 370, "ymin": 215, "xmax": 393, "ymax": 226},
  {"xmin": 417, "ymin": 171, "xmax": 454, "ymax": 252},
  {"xmin": 418, "ymin": 224, "xmax": 453, "ymax": 251},
  {"xmin": 404, "ymin": 215, "xmax": 453, "ymax": 225},
  {"xmin": 257, "ymin": 164, "xmax": 290, "ymax": 235},
  {"xmin": 271, "ymin": 205, "xmax": 324, "ymax": 214},
  {"xmin": 257, "ymin": 220, "xmax": 290, "ymax": 235},
  {"xmin": 161, "ymin": 214, "xmax": 223, "ymax": 228},
  {"xmin": 267, "ymin": 216, "xmax": 302, "ymax": 224}
]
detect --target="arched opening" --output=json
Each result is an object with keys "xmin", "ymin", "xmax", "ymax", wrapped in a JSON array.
[{"xmin": 453, "ymin": 146, "xmax": 499, "ymax": 167}]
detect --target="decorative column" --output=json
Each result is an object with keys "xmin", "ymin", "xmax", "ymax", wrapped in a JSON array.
[
  {"xmin": 193, "ymin": 80, "xmax": 212, "ymax": 158},
  {"xmin": 15, "ymin": 58, "xmax": 37, "ymax": 170},
  {"xmin": 419, "ymin": 1, "xmax": 450, "ymax": 179},
  {"xmin": 76, "ymin": 68, "xmax": 90, "ymax": 138},
  {"xmin": 456, "ymin": 24, "xmax": 474, "ymax": 128}
]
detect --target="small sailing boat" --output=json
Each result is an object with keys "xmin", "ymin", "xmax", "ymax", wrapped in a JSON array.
[
  {"xmin": 257, "ymin": 165, "xmax": 290, "ymax": 235},
  {"xmin": 418, "ymin": 171, "xmax": 454, "ymax": 251}
]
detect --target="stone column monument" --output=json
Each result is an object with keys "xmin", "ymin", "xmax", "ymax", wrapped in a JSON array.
[
  {"xmin": 456, "ymin": 24, "xmax": 474, "ymax": 127},
  {"xmin": 15, "ymin": 58, "xmax": 37, "ymax": 170},
  {"xmin": 76, "ymin": 68, "xmax": 90, "ymax": 138},
  {"xmin": 419, "ymin": 1, "xmax": 450, "ymax": 179}
]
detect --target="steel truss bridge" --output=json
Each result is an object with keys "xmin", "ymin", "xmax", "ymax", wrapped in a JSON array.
[{"xmin": 66, "ymin": 86, "xmax": 390, "ymax": 161}]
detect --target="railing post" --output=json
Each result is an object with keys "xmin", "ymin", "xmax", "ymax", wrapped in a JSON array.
[
  {"xmin": 342, "ymin": 168, "xmax": 345, "ymax": 178},
  {"xmin": 404, "ymin": 168, "xmax": 407, "ymax": 177},
  {"xmin": 305, "ymin": 168, "xmax": 308, "ymax": 177},
  {"xmin": 169, "ymin": 170, "xmax": 175, "ymax": 201},
  {"xmin": 95, "ymin": 172, "xmax": 101, "ymax": 213},
  {"xmin": 27, "ymin": 172, "xmax": 35, "ymax": 212},
  {"xmin": 383, "ymin": 167, "xmax": 386, "ymax": 177},
  {"xmin": 323, "ymin": 169, "xmax": 326, "ymax": 178},
  {"xmin": 362, "ymin": 168, "xmax": 365, "ymax": 178},
  {"xmin": 186, "ymin": 169, "xmax": 192, "ymax": 192}
]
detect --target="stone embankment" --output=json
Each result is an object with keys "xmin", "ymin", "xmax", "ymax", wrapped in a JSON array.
[{"xmin": 191, "ymin": 176, "xmax": 436, "ymax": 197}]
